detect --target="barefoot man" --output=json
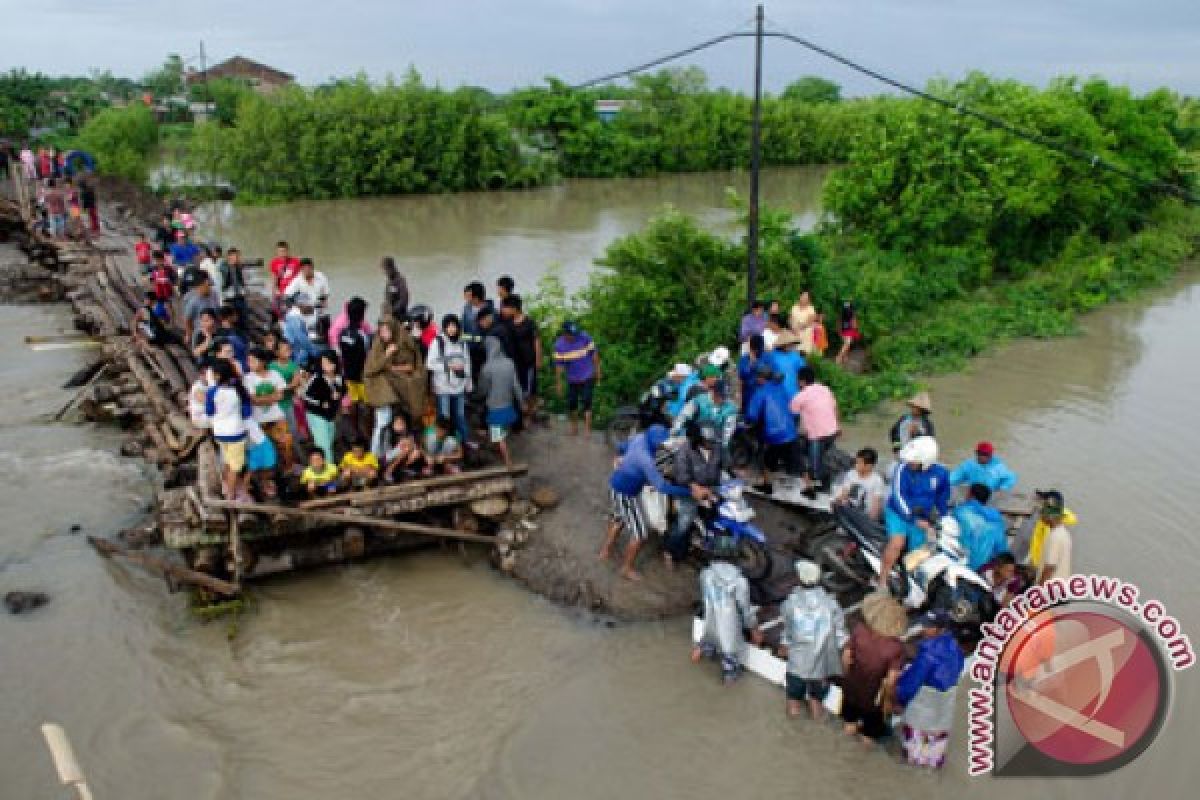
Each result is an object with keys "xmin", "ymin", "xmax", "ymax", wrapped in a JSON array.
[{"xmin": 599, "ymin": 423, "xmax": 693, "ymax": 581}]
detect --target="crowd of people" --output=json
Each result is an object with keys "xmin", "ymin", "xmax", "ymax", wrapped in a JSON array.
[
  {"xmin": 8, "ymin": 143, "xmax": 102, "ymax": 239},
  {"xmin": 605, "ymin": 289, "xmax": 1079, "ymax": 769},
  {"xmin": 132, "ymin": 220, "xmax": 602, "ymax": 506}
]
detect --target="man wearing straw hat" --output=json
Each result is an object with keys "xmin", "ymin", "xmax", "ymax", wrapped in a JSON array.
[
  {"xmin": 840, "ymin": 592, "xmax": 908, "ymax": 747},
  {"xmin": 889, "ymin": 391, "xmax": 936, "ymax": 453}
]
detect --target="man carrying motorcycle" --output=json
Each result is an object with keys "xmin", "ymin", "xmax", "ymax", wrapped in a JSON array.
[
  {"xmin": 877, "ymin": 436, "xmax": 951, "ymax": 591},
  {"xmin": 664, "ymin": 422, "xmax": 723, "ymax": 569},
  {"xmin": 601, "ymin": 424, "xmax": 695, "ymax": 581}
]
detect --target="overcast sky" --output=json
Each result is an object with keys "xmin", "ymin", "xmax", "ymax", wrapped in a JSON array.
[{"xmin": 2, "ymin": 0, "xmax": 1196, "ymax": 95}]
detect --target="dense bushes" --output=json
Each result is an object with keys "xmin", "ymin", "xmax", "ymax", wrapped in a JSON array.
[
  {"xmin": 74, "ymin": 104, "xmax": 159, "ymax": 183},
  {"xmin": 504, "ymin": 69, "xmax": 865, "ymax": 179},
  {"xmin": 188, "ymin": 73, "xmax": 555, "ymax": 201},
  {"xmin": 531, "ymin": 74, "xmax": 1200, "ymax": 420},
  {"xmin": 193, "ymin": 68, "xmax": 867, "ymax": 197}
]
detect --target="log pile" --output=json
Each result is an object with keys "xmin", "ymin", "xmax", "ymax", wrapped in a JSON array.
[{"xmin": 5, "ymin": 196, "xmax": 533, "ymax": 601}]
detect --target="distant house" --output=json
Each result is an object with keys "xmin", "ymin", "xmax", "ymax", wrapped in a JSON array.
[
  {"xmin": 186, "ymin": 56, "xmax": 295, "ymax": 94},
  {"xmin": 594, "ymin": 99, "xmax": 627, "ymax": 123}
]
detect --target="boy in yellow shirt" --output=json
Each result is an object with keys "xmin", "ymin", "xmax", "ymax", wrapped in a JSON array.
[
  {"xmin": 339, "ymin": 439, "xmax": 380, "ymax": 490},
  {"xmin": 300, "ymin": 449, "xmax": 339, "ymax": 498}
]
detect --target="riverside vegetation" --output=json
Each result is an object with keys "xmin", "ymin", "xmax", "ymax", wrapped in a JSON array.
[
  {"xmin": 527, "ymin": 74, "xmax": 1200, "ymax": 419},
  {"xmin": 12, "ymin": 64, "xmax": 1197, "ymax": 418}
]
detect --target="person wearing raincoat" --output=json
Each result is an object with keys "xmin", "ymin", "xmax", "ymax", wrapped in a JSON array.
[
  {"xmin": 779, "ymin": 559, "xmax": 848, "ymax": 720},
  {"xmin": 895, "ymin": 610, "xmax": 966, "ymax": 769},
  {"xmin": 691, "ymin": 561, "xmax": 763, "ymax": 683}
]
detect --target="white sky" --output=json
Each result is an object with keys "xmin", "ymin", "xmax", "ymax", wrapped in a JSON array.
[{"xmin": 1, "ymin": 0, "xmax": 1196, "ymax": 95}]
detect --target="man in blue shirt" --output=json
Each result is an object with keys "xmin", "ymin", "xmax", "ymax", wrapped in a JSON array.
[
  {"xmin": 769, "ymin": 331, "xmax": 807, "ymax": 401},
  {"xmin": 737, "ymin": 334, "xmax": 767, "ymax": 415},
  {"xmin": 169, "ymin": 229, "xmax": 201, "ymax": 269},
  {"xmin": 878, "ymin": 436, "xmax": 950, "ymax": 585},
  {"xmin": 952, "ymin": 483, "xmax": 1009, "ymax": 571},
  {"xmin": 600, "ymin": 424, "xmax": 693, "ymax": 581},
  {"xmin": 949, "ymin": 441, "xmax": 1017, "ymax": 493},
  {"xmin": 745, "ymin": 364, "xmax": 799, "ymax": 493}
]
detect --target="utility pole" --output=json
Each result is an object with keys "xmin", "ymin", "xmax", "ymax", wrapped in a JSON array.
[
  {"xmin": 198, "ymin": 39, "xmax": 222, "ymax": 241},
  {"xmin": 747, "ymin": 4, "xmax": 764, "ymax": 307}
]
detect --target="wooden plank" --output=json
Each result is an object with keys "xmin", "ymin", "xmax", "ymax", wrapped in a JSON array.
[
  {"xmin": 298, "ymin": 464, "xmax": 527, "ymax": 510},
  {"xmin": 88, "ymin": 535, "xmax": 240, "ymax": 596},
  {"xmin": 204, "ymin": 499, "xmax": 498, "ymax": 545}
]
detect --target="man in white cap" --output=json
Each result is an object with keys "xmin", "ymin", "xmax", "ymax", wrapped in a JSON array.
[
  {"xmin": 878, "ymin": 436, "xmax": 951, "ymax": 588},
  {"xmin": 779, "ymin": 559, "xmax": 848, "ymax": 720},
  {"xmin": 707, "ymin": 345, "xmax": 740, "ymax": 407},
  {"xmin": 641, "ymin": 363, "xmax": 694, "ymax": 421}
]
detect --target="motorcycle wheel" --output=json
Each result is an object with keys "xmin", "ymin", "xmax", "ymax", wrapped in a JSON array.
[
  {"xmin": 605, "ymin": 412, "xmax": 639, "ymax": 453},
  {"xmin": 729, "ymin": 431, "xmax": 756, "ymax": 470},
  {"xmin": 811, "ymin": 533, "xmax": 867, "ymax": 594},
  {"xmin": 927, "ymin": 577, "xmax": 992, "ymax": 628},
  {"xmin": 734, "ymin": 539, "xmax": 773, "ymax": 582}
]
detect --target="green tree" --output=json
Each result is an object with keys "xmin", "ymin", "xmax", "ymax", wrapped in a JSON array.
[
  {"xmin": 75, "ymin": 104, "xmax": 159, "ymax": 182},
  {"xmin": 781, "ymin": 76, "xmax": 842, "ymax": 104},
  {"xmin": 143, "ymin": 54, "xmax": 184, "ymax": 99}
]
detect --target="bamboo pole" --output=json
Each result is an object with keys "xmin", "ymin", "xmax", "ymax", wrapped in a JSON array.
[
  {"xmin": 297, "ymin": 464, "xmax": 528, "ymax": 510},
  {"xmin": 40, "ymin": 724, "xmax": 93, "ymax": 800},
  {"xmin": 89, "ymin": 536, "xmax": 240, "ymax": 596},
  {"xmin": 204, "ymin": 499, "xmax": 498, "ymax": 545}
]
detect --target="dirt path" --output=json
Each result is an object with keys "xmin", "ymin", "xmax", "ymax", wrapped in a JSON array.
[{"xmin": 506, "ymin": 424, "xmax": 837, "ymax": 620}]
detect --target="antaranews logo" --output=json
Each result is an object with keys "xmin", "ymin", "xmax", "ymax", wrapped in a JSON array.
[{"xmin": 968, "ymin": 574, "xmax": 1194, "ymax": 777}]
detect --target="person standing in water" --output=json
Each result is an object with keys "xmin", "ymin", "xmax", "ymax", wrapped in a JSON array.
[
  {"xmin": 692, "ymin": 561, "xmax": 764, "ymax": 684},
  {"xmin": 779, "ymin": 559, "xmax": 848, "ymax": 720},
  {"xmin": 890, "ymin": 392, "xmax": 935, "ymax": 454},
  {"xmin": 895, "ymin": 611, "xmax": 966, "ymax": 769}
]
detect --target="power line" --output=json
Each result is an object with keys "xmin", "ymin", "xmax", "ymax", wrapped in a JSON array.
[
  {"xmin": 570, "ymin": 31, "xmax": 753, "ymax": 90},
  {"xmin": 762, "ymin": 29, "xmax": 1197, "ymax": 204},
  {"xmin": 564, "ymin": 23, "xmax": 1197, "ymax": 205}
]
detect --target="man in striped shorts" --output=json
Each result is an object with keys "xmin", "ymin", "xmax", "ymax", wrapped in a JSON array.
[{"xmin": 599, "ymin": 424, "xmax": 692, "ymax": 581}]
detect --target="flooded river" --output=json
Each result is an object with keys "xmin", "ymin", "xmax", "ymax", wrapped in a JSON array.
[
  {"xmin": 1, "ymin": 171, "xmax": 1197, "ymax": 799},
  {"xmin": 194, "ymin": 166, "xmax": 828, "ymax": 313}
]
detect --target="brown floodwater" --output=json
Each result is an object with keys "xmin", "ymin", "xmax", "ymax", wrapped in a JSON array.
[
  {"xmin": 193, "ymin": 166, "xmax": 829, "ymax": 315},
  {"xmin": 1, "ymin": 174, "xmax": 1197, "ymax": 798}
]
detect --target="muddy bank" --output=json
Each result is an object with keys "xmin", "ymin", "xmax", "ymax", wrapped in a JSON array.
[{"xmin": 506, "ymin": 426, "xmax": 834, "ymax": 620}]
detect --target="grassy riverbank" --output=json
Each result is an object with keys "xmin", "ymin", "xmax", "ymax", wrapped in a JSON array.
[{"xmin": 531, "ymin": 76, "xmax": 1199, "ymax": 420}]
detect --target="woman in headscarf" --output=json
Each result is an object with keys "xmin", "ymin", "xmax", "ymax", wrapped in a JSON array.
[
  {"xmin": 364, "ymin": 316, "xmax": 427, "ymax": 459},
  {"xmin": 895, "ymin": 611, "xmax": 966, "ymax": 769},
  {"xmin": 425, "ymin": 314, "xmax": 471, "ymax": 446},
  {"xmin": 381, "ymin": 256, "xmax": 409, "ymax": 320},
  {"xmin": 390, "ymin": 315, "xmax": 427, "ymax": 427},
  {"xmin": 839, "ymin": 591, "xmax": 908, "ymax": 748},
  {"xmin": 364, "ymin": 318, "xmax": 401, "ymax": 459}
]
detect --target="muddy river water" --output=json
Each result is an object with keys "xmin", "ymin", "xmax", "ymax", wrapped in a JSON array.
[{"xmin": 1, "ymin": 169, "xmax": 1197, "ymax": 799}]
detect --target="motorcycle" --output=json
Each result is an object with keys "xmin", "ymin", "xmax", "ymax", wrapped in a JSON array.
[
  {"xmin": 605, "ymin": 401, "xmax": 669, "ymax": 453},
  {"xmin": 686, "ymin": 480, "xmax": 773, "ymax": 582},
  {"xmin": 811, "ymin": 505, "xmax": 997, "ymax": 629}
]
